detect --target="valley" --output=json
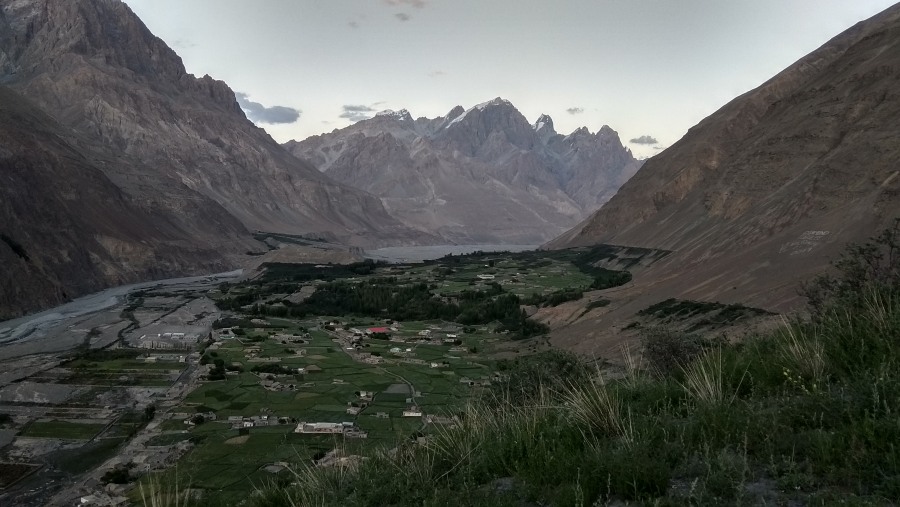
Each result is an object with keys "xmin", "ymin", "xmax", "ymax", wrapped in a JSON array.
[
  {"xmin": 2, "ymin": 0, "xmax": 900, "ymax": 504},
  {"xmin": 0, "ymin": 247, "xmax": 656, "ymax": 505}
]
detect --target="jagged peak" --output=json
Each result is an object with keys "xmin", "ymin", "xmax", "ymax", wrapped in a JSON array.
[
  {"xmin": 375, "ymin": 109, "xmax": 413, "ymax": 122},
  {"xmin": 445, "ymin": 97, "xmax": 518, "ymax": 129},
  {"xmin": 446, "ymin": 105, "xmax": 465, "ymax": 120},
  {"xmin": 568, "ymin": 126, "xmax": 592, "ymax": 137},
  {"xmin": 598, "ymin": 125, "xmax": 615, "ymax": 136},
  {"xmin": 474, "ymin": 97, "xmax": 513, "ymax": 110},
  {"xmin": 533, "ymin": 114, "xmax": 555, "ymax": 133}
]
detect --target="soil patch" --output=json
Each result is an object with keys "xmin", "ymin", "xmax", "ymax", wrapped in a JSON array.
[{"xmin": 225, "ymin": 435, "xmax": 249, "ymax": 445}]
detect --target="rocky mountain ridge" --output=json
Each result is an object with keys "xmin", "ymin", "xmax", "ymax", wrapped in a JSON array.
[
  {"xmin": 285, "ymin": 98, "xmax": 641, "ymax": 244},
  {"xmin": 0, "ymin": 0, "xmax": 425, "ymax": 318}
]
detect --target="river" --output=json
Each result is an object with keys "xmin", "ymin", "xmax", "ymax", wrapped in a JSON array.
[{"xmin": 0, "ymin": 269, "xmax": 242, "ymax": 346}]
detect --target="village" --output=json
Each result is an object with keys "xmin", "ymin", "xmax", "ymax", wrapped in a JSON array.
[{"xmin": 0, "ymin": 248, "xmax": 605, "ymax": 505}]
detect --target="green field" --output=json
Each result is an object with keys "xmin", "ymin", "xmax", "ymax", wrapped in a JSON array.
[
  {"xmin": 61, "ymin": 354, "xmax": 187, "ymax": 387},
  {"xmin": 143, "ymin": 247, "xmax": 636, "ymax": 496}
]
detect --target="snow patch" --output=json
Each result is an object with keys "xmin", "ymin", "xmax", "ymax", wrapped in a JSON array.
[
  {"xmin": 445, "ymin": 98, "xmax": 512, "ymax": 129},
  {"xmin": 375, "ymin": 109, "xmax": 413, "ymax": 121}
]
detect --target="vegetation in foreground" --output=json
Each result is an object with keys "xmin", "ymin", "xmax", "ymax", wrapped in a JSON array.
[{"xmin": 148, "ymin": 223, "xmax": 900, "ymax": 505}]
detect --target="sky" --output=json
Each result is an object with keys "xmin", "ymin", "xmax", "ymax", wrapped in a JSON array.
[{"xmin": 124, "ymin": 0, "xmax": 898, "ymax": 159}]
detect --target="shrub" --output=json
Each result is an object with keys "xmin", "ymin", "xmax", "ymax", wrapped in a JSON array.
[
  {"xmin": 640, "ymin": 327, "xmax": 709, "ymax": 377},
  {"xmin": 489, "ymin": 350, "xmax": 591, "ymax": 405},
  {"xmin": 802, "ymin": 218, "xmax": 900, "ymax": 316}
]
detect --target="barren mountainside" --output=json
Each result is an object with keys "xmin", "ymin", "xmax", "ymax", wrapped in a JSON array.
[
  {"xmin": 285, "ymin": 99, "xmax": 641, "ymax": 244},
  {"xmin": 545, "ymin": 4, "xmax": 900, "ymax": 353},
  {"xmin": 0, "ymin": 86, "xmax": 254, "ymax": 319},
  {"xmin": 0, "ymin": 0, "xmax": 424, "ymax": 318}
]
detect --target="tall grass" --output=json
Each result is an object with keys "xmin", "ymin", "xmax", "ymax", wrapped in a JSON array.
[{"xmin": 680, "ymin": 347, "xmax": 727, "ymax": 405}]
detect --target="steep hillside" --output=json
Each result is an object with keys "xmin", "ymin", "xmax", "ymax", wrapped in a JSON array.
[
  {"xmin": 0, "ymin": 0, "xmax": 424, "ymax": 244},
  {"xmin": 0, "ymin": 0, "xmax": 425, "ymax": 318},
  {"xmin": 544, "ymin": 4, "xmax": 900, "ymax": 353},
  {"xmin": 285, "ymin": 99, "xmax": 641, "ymax": 244},
  {"xmin": 0, "ymin": 86, "xmax": 252, "ymax": 319}
]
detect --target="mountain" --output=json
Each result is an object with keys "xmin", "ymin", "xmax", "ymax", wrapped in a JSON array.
[
  {"xmin": 544, "ymin": 3, "xmax": 900, "ymax": 352},
  {"xmin": 0, "ymin": 0, "xmax": 423, "ymax": 319},
  {"xmin": 0, "ymin": 86, "xmax": 254, "ymax": 318},
  {"xmin": 285, "ymin": 98, "xmax": 641, "ymax": 244}
]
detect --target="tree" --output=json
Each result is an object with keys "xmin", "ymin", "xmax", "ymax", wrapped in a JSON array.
[{"xmin": 802, "ymin": 218, "xmax": 900, "ymax": 316}]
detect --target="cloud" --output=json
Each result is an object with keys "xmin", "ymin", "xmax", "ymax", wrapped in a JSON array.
[
  {"xmin": 348, "ymin": 20, "xmax": 360, "ymax": 29},
  {"xmin": 566, "ymin": 107, "xmax": 584, "ymax": 115},
  {"xmin": 235, "ymin": 93, "xmax": 300, "ymax": 124},
  {"xmin": 428, "ymin": 70, "xmax": 446, "ymax": 78},
  {"xmin": 339, "ymin": 104, "xmax": 377, "ymax": 122},
  {"xmin": 384, "ymin": 0, "xmax": 427, "ymax": 7},
  {"xmin": 172, "ymin": 38, "xmax": 197, "ymax": 49},
  {"xmin": 629, "ymin": 135, "xmax": 659, "ymax": 145},
  {"xmin": 395, "ymin": 12, "xmax": 411, "ymax": 21}
]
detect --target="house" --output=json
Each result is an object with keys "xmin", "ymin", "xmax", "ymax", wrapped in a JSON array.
[
  {"xmin": 402, "ymin": 407, "xmax": 423, "ymax": 417},
  {"xmin": 346, "ymin": 406, "xmax": 362, "ymax": 415},
  {"xmin": 366, "ymin": 327, "xmax": 390, "ymax": 335},
  {"xmin": 477, "ymin": 274, "xmax": 495, "ymax": 280},
  {"xmin": 295, "ymin": 422, "xmax": 344, "ymax": 434}
]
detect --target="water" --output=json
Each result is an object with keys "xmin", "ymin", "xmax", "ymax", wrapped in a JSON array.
[{"xmin": 364, "ymin": 244, "xmax": 537, "ymax": 263}]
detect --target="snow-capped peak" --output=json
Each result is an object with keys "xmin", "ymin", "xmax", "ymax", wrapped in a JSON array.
[
  {"xmin": 474, "ymin": 97, "xmax": 512, "ymax": 110},
  {"xmin": 375, "ymin": 109, "xmax": 413, "ymax": 121},
  {"xmin": 445, "ymin": 97, "xmax": 514, "ymax": 128},
  {"xmin": 533, "ymin": 114, "xmax": 554, "ymax": 132}
]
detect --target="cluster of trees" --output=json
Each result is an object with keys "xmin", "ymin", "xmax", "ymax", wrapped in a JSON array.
[
  {"xmin": 523, "ymin": 288, "xmax": 584, "ymax": 307},
  {"xmin": 245, "ymin": 279, "xmax": 548, "ymax": 339},
  {"xmin": 207, "ymin": 358, "xmax": 226, "ymax": 380},
  {"xmin": 261, "ymin": 260, "xmax": 385, "ymax": 282},
  {"xmin": 250, "ymin": 363, "xmax": 295, "ymax": 375}
]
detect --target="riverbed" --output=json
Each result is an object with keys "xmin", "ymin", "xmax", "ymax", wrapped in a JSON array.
[{"xmin": 0, "ymin": 269, "xmax": 242, "ymax": 349}]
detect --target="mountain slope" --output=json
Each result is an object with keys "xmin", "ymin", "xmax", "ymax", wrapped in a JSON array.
[
  {"xmin": 0, "ymin": 0, "xmax": 427, "ymax": 318},
  {"xmin": 285, "ymin": 99, "xmax": 641, "ymax": 244},
  {"xmin": 0, "ymin": 0, "xmax": 420, "ymax": 245},
  {"xmin": 545, "ymin": 3, "xmax": 900, "ymax": 353},
  {"xmin": 0, "ymin": 86, "xmax": 252, "ymax": 319}
]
